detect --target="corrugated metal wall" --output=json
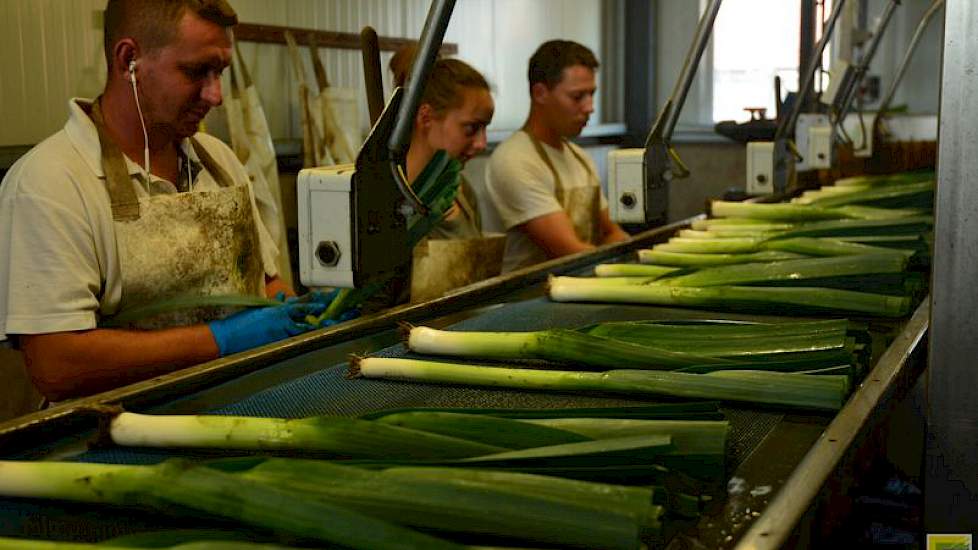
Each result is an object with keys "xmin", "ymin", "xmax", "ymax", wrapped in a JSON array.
[
  {"xmin": 0, "ymin": 0, "xmax": 610, "ymax": 148},
  {"xmin": 0, "ymin": 0, "xmax": 108, "ymax": 147}
]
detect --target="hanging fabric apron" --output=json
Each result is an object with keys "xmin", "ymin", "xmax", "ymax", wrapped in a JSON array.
[
  {"xmin": 225, "ymin": 34, "xmax": 293, "ymax": 288},
  {"xmin": 284, "ymin": 31, "xmax": 334, "ymax": 167},
  {"xmin": 90, "ymin": 100, "xmax": 264, "ymax": 330},
  {"xmin": 410, "ymin": 177, "xmax": 505, "ymax": 303},
  {"xmin": 522, "ymin": 129, "xmax": 602, "ymax": 245}
]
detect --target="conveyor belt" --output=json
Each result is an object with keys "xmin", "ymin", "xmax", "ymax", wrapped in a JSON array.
[{"xmin": 0, "ymin": 217, "xmax": 929, "ymax": 549}]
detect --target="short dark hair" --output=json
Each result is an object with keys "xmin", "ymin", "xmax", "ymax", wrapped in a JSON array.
[
  {"xmin": 103, "ymin": 0, "xmax": 238, "ymax": 68},
  {"xmin": 527, "ymin": 40, "xmax": 599, "ymax": 90}
]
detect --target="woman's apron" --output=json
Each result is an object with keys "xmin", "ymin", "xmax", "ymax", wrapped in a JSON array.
[
  {"xmin": 410, "ymin": 177, "xmax": 505, "ymax": 303},
  {"xmin": 90, "ymin": 100, "xmax": 264, "ymax": 329},
  {"xmin": 522, "ymin": 129, "xmax": 602, "ymax": 245}
]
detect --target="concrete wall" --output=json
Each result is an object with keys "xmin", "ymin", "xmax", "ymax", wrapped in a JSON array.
[{"xmin": 667, "ymin": 141, "xmax": 745, "ymax": 222}]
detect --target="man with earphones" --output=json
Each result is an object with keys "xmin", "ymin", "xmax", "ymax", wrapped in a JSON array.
[{"xmin": 0, "ymin": 0, "xmax": 344, "ymax": 402}]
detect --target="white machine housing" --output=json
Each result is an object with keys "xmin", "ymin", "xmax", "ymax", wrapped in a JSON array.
[
  {"xmin": 745, "ymin": 141, "xmax": 774, "ymax": 195},
  {"xmin": 606, "ymin": 148, "xmax": 647, "ymax": 224},
  {"xmin": 297, "ymin": 164, "xmax": 356, "ymax": 288},
  {"xmin": 796, "ymin": 113, "xmax": 833, "ymax": 170}
]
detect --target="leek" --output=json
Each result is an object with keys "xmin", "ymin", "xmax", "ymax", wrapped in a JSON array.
[
  {"xmin": 584, "ymin": 318, "xmax": 850, "ymax": 340},
  {"xmin": 657, "ymin": 253, "xmax": 908, "ymax": 288},
  {"xmin": 656, "ymin": 236, "xmax": 909, "ymax": 258},
  {"xmin": 762, "ymin": 237, "xmax": 913, "ymax": 258},
  {"xmin": 655, "ymin": 237, "xmax": 765, "ymax": 254},
  {"xmin": 711, "ymin": 201, "xmax": 850, "ymax": 221},
  {"xmin": 594, "ymin": 263, "xmax": 679, "ymax": 278},
  {"xmin": 359, "ymin": 402, "xmax": 725, "ymax": 421},
  {"xmin": 373, "ymin": 411, "xmax": 592, "ymax": 448},
  {"xmin": 406, "ymin": 325, "xmax": 732, "ymax": 369},
  {"xmin": 803, "ymin": 181, "xmax": 933, "ymax": 208},
  {"xmin": 711, "ymin": 201, "xmax": 922, "ymax": 221},
  {"xmin": 107, "ymin": 412, "xmax": 506, "ymax": 458},
  {"xmin": 832, "ymin": 171, "xmax": 933, "ymax": 187},
  {"xmin": 351, "ymin": 357, "xmax": 849, "ymax": 411},
  {"xmin": 548, "ymin": 276, "xmax": 910, "ymax": 317},
  {"xmin": 638, "ymin": 249, "xmax": 803, "ymax": 267}
]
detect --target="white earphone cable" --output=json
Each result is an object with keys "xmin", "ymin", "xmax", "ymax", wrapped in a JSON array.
[{"xmin": 129, "ymin": 63, "xmax": 151, "ymax": 177}]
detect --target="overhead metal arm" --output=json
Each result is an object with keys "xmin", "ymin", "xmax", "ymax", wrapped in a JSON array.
[
  {"xmin": 831, "ymin": 0, "xmax": 902, "ymax": 139},
  {"xmin": 659, "ymin": 0, "xmax": 724, "ymax": 142},
  {"xmin": 388, "ymin": 0, "xmax": 455, "ymax": 161},
  {"xmin": 877, "ymin": 0, "xmax": 944, "ymax": 119},
  {"xmin": 772, "ymin": 0, "xmax": 847, "ymax": 195},
  {"xmin": 640, "ymin": 0, "xmax": 722, "ymax": 226},
  {"xmin": 378, "ymin": 0, "xmax": 456, "ymax": 218}
]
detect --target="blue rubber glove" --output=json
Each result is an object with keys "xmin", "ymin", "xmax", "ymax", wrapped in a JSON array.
[
  {"xmin": 295, "ymin": 289, "xmax": 361, "ymax": 327},
  {"xmin": 208, "ymin": 302, "xmax": 327, "ymax": 357}
]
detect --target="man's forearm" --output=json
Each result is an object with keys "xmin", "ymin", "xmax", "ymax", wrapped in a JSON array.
[{"xmin": 20, "ymin": 325, "xmax": 219, "ymax": 401}]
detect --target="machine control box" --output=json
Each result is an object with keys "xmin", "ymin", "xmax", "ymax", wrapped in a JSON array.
[
  {"xmin": 746, "ymin": 141, "xmax": 774, "ymax": 195},
  {"xmin": 297, "ymin": 164, "xmax": 357, "ymax": 288},
  {"xmin": 796, "ymin": 113, "xmax": 833, "ymax": 171},
  {"xmin": 607, "ymin": 148, "xmax": 647, "ymax": 224}
]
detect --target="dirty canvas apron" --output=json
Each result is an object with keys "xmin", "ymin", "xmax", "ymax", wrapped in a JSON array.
[
  {"xmin": 410, "ymin": 177, "xmax": 505, "ymax": 303},
  {"xmin": 522, "ymin": 129, "xmax": 602, "ymax": 245},
  {"xmin": 90, "ymin": 100, "xmax": 264, "ymax": 329}
]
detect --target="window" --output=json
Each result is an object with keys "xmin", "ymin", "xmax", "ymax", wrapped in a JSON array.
[{"xmin": 712, "ymin": 0, "xmax": 834, "ymax": 123}]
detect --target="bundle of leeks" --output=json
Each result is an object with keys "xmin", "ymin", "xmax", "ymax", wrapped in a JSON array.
[
  {"xmin": 100, "ymin": 402, "xmax": 727, "ymax": 483},
  {"xmin": 3, "ymin": 403, "xmax": 729, "ymax": 549},
  {"xmin": 570, "ymin": 173, "xmax": 933, "ymax": 317},
  {"xmin": 0, "ymin": 457, "xmax": 664, "ymax": 549},
  {"xmin": 350, "ymin": 320, "xmax": 866, "ymax": 413}
]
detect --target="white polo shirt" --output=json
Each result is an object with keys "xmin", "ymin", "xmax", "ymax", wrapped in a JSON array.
[{"xmin": 0, "ymin": 99, "xmax": 279, "ymax": 341}]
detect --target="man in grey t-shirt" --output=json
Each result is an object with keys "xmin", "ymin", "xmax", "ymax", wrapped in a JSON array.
[{"xmin": 486, "ymin": 40, "xmax": 629, "ymax": 272}]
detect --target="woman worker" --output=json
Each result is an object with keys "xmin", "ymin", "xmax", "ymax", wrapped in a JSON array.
[{"xmin": 389, "ymin": 46, "xmax": 495, "ymax": 241}]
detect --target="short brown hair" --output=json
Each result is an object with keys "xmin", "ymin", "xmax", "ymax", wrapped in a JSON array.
[
  {"xmin": 389, "ymin": 45, "xmax": 490, "ymax": 114},
  {"xmin": 103, "ymin": 0, "xmax": 237, "ymax": 68},
  {"xmin": 527, "ymin": 40, "xmax": 599, "ymax": 90}
]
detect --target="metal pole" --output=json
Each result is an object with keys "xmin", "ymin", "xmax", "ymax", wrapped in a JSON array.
[
  {"xmin": 360, "ymin": 26, "xmax": 385, "ymax": 126},
  {"xmin": 799, "ymin": 0, "xmax": 817, "ymax": 113},
  {"xmin": 775, "ymin": 0, "xmax": 847, "ymax": 141},
  {"xmin": 926, "ymin": 0, "xmax": 978, "ymax": 534},
  {"xmin": 877, "ymin": 0, "xmax": 944, "ymax": 117},
  {"xmin": 388, "ymin": 0, "xmax": 456, "ymax": 159},
  {"xmin": 662, "ymin": 0, "xmax": 723, "ymax": 140}
]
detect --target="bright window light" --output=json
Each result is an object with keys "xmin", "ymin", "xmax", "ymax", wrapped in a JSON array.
[{"xmin": 712, "ymin": 1, "xmax": 834, "ymax": 123}]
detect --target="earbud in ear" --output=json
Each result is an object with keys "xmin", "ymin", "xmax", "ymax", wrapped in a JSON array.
[{"xmin": 128, "ymin": 59, "xmax": 137, "ymax": 83}]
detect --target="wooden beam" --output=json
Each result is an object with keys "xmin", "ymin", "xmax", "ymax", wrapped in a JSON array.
[{"xmin": 233, "ymin": 23, "xmax": 458, "ymax": 55}]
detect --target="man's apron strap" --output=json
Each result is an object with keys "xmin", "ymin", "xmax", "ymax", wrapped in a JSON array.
[
  {"xmin": 189, "ymin": 137, "xmax": 236, "ymax": 188},
  {"xmin": 90, "ymin": 99, "xmax": 141, "ymax": 221},
  {"xmin": 520, "ymin": 128, "xmax": 598, "ymax": 205}
]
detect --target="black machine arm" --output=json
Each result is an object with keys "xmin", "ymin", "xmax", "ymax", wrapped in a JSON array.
[{"xmin": 642, "ymin": 0, "xmax": 723, "ymax": 225}]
